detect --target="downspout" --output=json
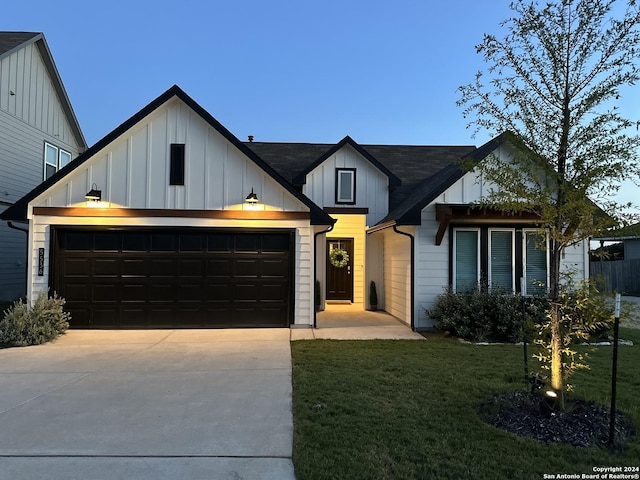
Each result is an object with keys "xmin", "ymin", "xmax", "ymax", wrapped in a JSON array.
[
  {"xmin": 393, "ymin": 225, "xmax": 415, "ymax": 331},
  {"xmin": 313, "ymin": 224, "xmax": 334, "ymax": 328},
  {"xmin": 6, "ymin": 221, "xmax": 29, "ymax": 299}
]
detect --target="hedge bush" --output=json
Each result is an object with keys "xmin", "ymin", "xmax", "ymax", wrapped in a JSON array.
[
  {"xmin": 0, "ymin": 293, "xmax": 70, "ymax": 347},
  {"xmin": 427, "ymin": 287, "xmax": 547, "ymax": 343}
]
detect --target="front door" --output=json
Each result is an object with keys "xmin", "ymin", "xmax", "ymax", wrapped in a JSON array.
[{"xmin": 326, "ymin": 239, "xmax": 353, "ymax": 301}]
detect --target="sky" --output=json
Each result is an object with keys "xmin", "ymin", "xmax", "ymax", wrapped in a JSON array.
[{"xmin": 3, "ymin": 0, "xmax": 639, "ymax": 209}]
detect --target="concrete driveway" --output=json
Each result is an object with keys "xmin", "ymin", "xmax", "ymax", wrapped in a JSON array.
[{"xmin": 0, "ymin": 329, "xmax": 295, "ymax": 480}]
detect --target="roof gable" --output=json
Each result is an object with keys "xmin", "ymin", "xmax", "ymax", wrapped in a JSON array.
[
  {"xmin": 379, "ymin": 133, "xmax": 510, "ymax": 225},
  {"xmin": 1, "ymin": 85, "xmax": 333, "ymax": 225}
]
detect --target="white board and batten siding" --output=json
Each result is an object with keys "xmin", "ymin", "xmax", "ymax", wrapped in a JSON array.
[
  {"xmin": 32, "ymin": 99, "xmax": 305, "ymax": 213},
  {"xmin": 26, "ymin": 97, "xmax": 317, "ymax": 325},
  {"xmin": 0, "ymin": 40, "xmax": 84, "ymax": 300},
  {"xmin": 303, "ymin": 144, "xmax": 389, "ymax": 226}
]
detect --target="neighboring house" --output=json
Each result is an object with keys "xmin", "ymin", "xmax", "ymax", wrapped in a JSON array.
[
  {"xmin": 592, "ymin": 223, "xmax": 640, "ymax": 260},
  {"xmin": 1, "ymin": 85, "xmax": 589, "ymax": 330},
  {"xmin": 0, "ymin": 32, "xmax": 86, "ymax": 301}
]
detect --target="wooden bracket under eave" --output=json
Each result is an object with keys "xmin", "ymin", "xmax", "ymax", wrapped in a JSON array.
[{"xmin": 435, "ymin": 205, "xmax": 453, "ymax": 246}]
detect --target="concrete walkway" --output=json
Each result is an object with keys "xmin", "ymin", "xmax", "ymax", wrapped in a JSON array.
[
  {"xmin": 291, "ymin": 304, "xmax": 425, "ymax": 340},
  {"xmin": 0, "ymin": 329, "xmax": 295, "ymax": 480}
]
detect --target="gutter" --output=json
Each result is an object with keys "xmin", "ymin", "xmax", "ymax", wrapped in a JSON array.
[
  {"xmin": 313, "ymin": 224, "xmax": 334, "ymax": 329},
  {"xmin": 392, "ymin": 225, "xmax": 416, "ymax": 332},
  {"xmin": 7, "ymin": 221, "xmax": 29, "ymax": 234}
]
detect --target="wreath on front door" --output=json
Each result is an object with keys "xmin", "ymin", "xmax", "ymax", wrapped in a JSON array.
[{"xmin": 329, "ymin": 248, "xmax": 349, "ymax": 268}]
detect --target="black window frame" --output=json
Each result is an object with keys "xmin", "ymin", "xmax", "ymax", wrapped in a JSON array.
[{"xmin": 170, "ymin": 143, "xmax": 186, "ymax": 186}]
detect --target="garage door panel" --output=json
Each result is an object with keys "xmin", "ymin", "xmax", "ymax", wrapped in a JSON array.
[
  {"xmin": 63, "ymin": 258, "xmax": 91, "ymax": 277},
  {"xmin": 262, "ymin": 259, "xmax": 288, "ymax": 277},
  {"xmin": 262, "ymin": 283, "xmax": 287, "ymax": 301},
  {"xmin": 92, "ymin": 308, "xmax": 120, "ymax": 328},
  {"xmin": 93, "ymin": 258, "xmax": 119, "ymax": 277},
  {"xmin": 93, "ymin": 284, "xmax": 119, "ymax": 302},
  {"xmin": 234, "ymin": 235, "xmax": 260, "ymax": 252},
  {"xmin": 122, "ymin": 284, "xmax": 146, "ymax": 302},
  {"xmin": 120, "ymin": 308, "xmax": 147, "ymax": 328},
  {"xmin": 207, "ymin": 259, "xmax": 232, "ymax": 277},
  {"xmin": 66, "ymin": 307, "xmax": 90, "ymax": 328},
  {"xmin": 63, "ymin": 283, "xmax": 90, "ymax": 301},
  {"xmin": 235, "ymin": 259, "xmax": 259, "ymax": 277},
  {"xmin": 262, "ymin": 234, "xmax": 290, "ymax": 252},
  {"xmin": 149, "ymin": 258, "xmax": 177, "ymax": 277},
  {"xmin": 148, "ymin": 308, "xmax": 175, "ymax": 327},
  {"xmin": 179, "ymin": 258, "xmax": 204, "ymax": 276},
  {"xmin": 148, "ymin": 284, "xmax": 175, "ymax": 302},
  {"xmin": 122, "ymin": 259, "xmax": 146, "ymax": 276},
  {"xmin": 54, "ymin": 229, "xmax": 292, "ymax": 329},
  {"xmin": 178, "ymin": 283, "xmax": 203, "ymax": 301}
]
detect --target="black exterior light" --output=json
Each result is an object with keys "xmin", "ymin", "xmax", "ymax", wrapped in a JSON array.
[
  {"xmin": 85, "ymin": 183, "xmax": 102, "ymax": 202},
  {"xmin": 245, "ymin": 188, "xmax": 258, "ymax": 204}
]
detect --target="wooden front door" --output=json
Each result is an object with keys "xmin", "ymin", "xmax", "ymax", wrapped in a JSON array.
[{"xmin": 326, "ymin": 239, "xmax": 353, "ymax": 301}]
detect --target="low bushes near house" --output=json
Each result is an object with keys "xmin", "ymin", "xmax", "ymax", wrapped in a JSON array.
[
  {"xmin": 0, "ymin": 292, "xmax": 70, "ymax": 347},
  {"xmin": 427, "ymin": 286, "xmax": 547, "ymax": 343}
]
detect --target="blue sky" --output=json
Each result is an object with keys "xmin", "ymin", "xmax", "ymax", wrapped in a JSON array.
[{"xmin": 3, "ymin": 0, "xmax": 639, "ymax": 208}]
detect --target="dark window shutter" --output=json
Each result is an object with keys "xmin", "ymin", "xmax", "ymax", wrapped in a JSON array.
[{"xmin": 170, "ymin": 144, "xmax": 185, "ymax": 185}]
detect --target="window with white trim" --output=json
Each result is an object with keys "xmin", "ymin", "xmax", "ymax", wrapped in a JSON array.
[
  {"xmin": 453, "ymin": 228, "xmax": 480, "ymax": 292},
  {"xmin": 489, "ymin": 229, "xmax": 515, "ymax": 292},
  {"xmin": 44, "ymin": 142, "xmax": 72, "ymax": 179},
  {"xmin": 523, "ymin": 230, "xmax": 548, "ymax": 296},
  {"xmin": 335, "ymin": 168, "xmax": 356, "ymax": 204}
]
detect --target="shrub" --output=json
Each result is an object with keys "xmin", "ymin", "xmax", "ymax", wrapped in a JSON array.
[
  {"xmin": 0, "ymin": 292, "xmax": 70, "ymax": 347},
  {"xmin": 428, "ymin": 287, "xmax": 547, "ymax": 343}
]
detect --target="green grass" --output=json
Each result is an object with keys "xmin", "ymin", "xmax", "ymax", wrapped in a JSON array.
[{"xmin": 291, "ymin": 329, "xmax": 640, "ymax": 480}]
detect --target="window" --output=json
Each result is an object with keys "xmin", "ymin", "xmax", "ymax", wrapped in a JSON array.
[
  {"xmin": 453, "ymin": 229, "xmax": 480, "ymax": 292},
  {"xmin": 170, "ymin": 144, "xmax": 185, "ymax": 185},
  {"xmin": 489, "ymin": 229, "xmax": 515, "ymax": 291},
  {"xmin": 523, "ymin": 230, "xmax": 548, "ymax": 296},
  {"xmin": 451, "ymin": 227, "xmax": 548, "ymax": 295},
  {"xmin": 335, "ymin": 168, "xmax": 356, "ymax": 204},
  {"xmin": 44, "ymin": 142, "xmax": 72, "ymax": 180}
]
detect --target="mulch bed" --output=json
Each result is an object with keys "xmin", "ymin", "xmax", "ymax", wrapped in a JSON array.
[{"xmin": 479, "ymin": 390, "xmax": 635, "ymax": 450}]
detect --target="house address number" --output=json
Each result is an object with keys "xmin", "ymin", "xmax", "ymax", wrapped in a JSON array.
[{"xmin": 38, "ymin": 248, "xmax": 44, "ymax": 276}]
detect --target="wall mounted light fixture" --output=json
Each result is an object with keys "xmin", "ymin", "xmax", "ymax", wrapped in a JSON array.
[
  {"xmin": 245, "ymin": 188, "xmax": 258, "ymax": 204},
  {"xmin": 85, "ymin": 183, "xmax": 102, "ymax": 202}
]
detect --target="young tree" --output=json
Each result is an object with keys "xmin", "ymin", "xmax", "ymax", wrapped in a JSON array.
[{"xmin": 458, "ymin": 0, "xmax": 640, "ymax": 404}]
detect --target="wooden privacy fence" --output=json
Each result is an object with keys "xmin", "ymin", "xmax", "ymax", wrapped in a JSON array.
[{"xmin": 590, "ymin": 259, "xmax": 640, "ymax": 294}]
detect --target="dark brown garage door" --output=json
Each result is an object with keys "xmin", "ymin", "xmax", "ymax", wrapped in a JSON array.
[{"xmin": 52, "ymin": 228, "xmax": 293, "ymax": 329}]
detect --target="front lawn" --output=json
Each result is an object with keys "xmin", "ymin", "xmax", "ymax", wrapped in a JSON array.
[{"xmin": 291, "ymin": 330, "xmax": 640, "ymax": 480}]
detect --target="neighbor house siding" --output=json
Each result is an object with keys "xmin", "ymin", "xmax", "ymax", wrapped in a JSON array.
[
  {"xmin": 0, "ymin": 41, "xmax": 83, "ymax": 300},
  {"xmin": 28, "ymin": 215, "xmax": 316, "ymax": 326},
  {"xmin": 0, "ymin": 42, "xmax": 78, "ymax": 147},
  {"xmin": 303, "ymin": 145, "xmax": 389, "ymax": 226}
]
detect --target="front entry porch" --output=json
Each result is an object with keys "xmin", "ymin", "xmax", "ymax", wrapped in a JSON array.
[{"xmin": 291, "ymin": 304, "xmax": 424, "ymax": 340}]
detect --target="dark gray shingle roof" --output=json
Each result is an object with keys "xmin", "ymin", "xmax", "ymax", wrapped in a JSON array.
[
  {"xmin": 245, "ymin": 141, "xmax": 476, "ymax": 214},
  {"xmin": 0, "ymin": 32, "xmax": 40, "ymax": 56}
]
